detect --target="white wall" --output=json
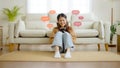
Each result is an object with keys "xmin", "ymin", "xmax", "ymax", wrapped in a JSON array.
[
  {"xmin": 114, "ymin": 0, "xmax": 120, "ymax": 22},
  {"xmin": 91, "ymin": 0, "xmax": 120, "ymax": 23},
  {"xmin": 91, "ymin": 0, "xmax": 111, "ymax": 22},
  {"xmin": 0, "ymin": 0, "xmax": 26, "ymax": 18},
  {"xmin": 0, "ymin": 0, "xmax": 120, "ymax": 22}
]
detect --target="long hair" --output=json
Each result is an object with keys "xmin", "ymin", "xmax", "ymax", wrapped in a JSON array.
[{"xmin": 57, "ymin": 13, "xmax": 70, "ymax": 32}]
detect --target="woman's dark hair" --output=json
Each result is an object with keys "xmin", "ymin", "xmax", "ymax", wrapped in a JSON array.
[
  {"xmin": 57, "ymin": 13, "xmax": 69, "ymax": 30},
  {"xmin": 57, "ymin": 13, "xmax": 67, "ymax": 21}
]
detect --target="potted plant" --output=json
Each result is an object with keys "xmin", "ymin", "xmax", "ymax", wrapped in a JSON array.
[
  {"xmin": 2, "ymin": 6, "xmax": 21, "ymax": 51},
  {"xmin": 110, "ymin": 21, "xmax": 120, "ymax": 46},
  {"xmin": 2, "ymin": 6, "xmax": 21, "ymax": 22}
]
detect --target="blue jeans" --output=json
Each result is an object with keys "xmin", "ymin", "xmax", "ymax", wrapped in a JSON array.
[{"xmin": 51, "ymin": 31, "xmax": 74, "ymax": 52}]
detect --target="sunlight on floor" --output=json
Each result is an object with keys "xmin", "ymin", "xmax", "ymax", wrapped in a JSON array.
[{"xmin": 0, "ymin": 44, "xmax": 119, "ymax": 55}]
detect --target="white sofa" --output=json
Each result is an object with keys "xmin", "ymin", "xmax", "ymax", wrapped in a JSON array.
[{"xmin": 9, "ymin": 13, "xmax": 110, "ymax": 51}]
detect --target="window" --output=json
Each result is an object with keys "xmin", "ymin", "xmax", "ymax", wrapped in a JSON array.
[{"xmin": 27, "ymin": 0, "xmax": 90, "ymax": 14}]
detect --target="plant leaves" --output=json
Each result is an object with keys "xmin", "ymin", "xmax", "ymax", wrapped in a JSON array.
[
  {"xmin": 2, "ymin": 5, "xmax": 21, "ymax": 22},
  {"xmin": 110, "ymin": 25, "xmax": 116, "ymax": 34}
]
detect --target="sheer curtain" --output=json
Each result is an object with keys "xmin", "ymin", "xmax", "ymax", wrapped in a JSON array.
[{"xmin": 27, "ymin": 0, "xmax": 90, "ymax": 14}]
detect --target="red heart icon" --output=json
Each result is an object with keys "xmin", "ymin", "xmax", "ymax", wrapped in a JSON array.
[
  {"xmin": 41, "ymin": 16, "xmax": 50, "ymax": 21},
  {"xmin": 72, "ymin": 10, "xmax": 80, "ymax": 15},
  {"xmin": 78, "ymin": 16, "xmax": 84, "ymax": 20},
  {"xmin": 47, "ymin": 23, "xmax": 53, "ymax": 29},
  {"xmin": 73, "ymin": 21, "xmax": 82, "ymax": 27},
  {"xmin": 49, "ymin": 10, "xmax": 56, "ymax": 14}
]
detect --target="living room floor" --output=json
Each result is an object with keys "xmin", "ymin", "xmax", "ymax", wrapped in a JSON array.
[
  {"xmin": 0, "ymin": 44, "xmax": 120, "ymax": 68},
  {"xmin": 0, "ymin": 44, "xmax": 118, "ymax": 55}
]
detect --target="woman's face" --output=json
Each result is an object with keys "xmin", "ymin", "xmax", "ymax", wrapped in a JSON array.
[{"xmin": 58, "ymin": 17, "xmax": 67, "ymax": 27}]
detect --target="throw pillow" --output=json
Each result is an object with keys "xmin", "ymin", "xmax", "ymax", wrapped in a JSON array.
[{"xmin": 14, "ymin": 20, "xmax": 25, "ymax": 38}]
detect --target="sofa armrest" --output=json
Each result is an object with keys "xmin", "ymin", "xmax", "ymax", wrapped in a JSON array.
[
  {"xmin": 14, "ymin": 19, "xmax": 26, "ymax": 38},
  {"xmin": 103, "ymin": 21, "xmax": 111, "ymax": 44},
  {"xmin": 93, "ymin": 21, "xmax": 104, "ymax": 39},
  {"xmin": 9, "ymin": 19, "xmax": 26, "ymax": 43}
]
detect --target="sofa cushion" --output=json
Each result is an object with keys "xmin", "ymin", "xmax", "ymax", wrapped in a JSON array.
[
  {"xmin": 19, "ymin": 29, "xmax": 47, "ymax": 38},
  {"xmin": 75, "ymin": 29, "xmax": 99, "ymax": 37},
  {"xmin": 71, "ymin": 13, "xmax": 97, "ymax": 22},
  {"xmin": 26, "ymin": 21, "xmax": 49, "ymax": 30},
  {"xmin": 48, "ymin": 13, "xmax": 58, "ymax": 22},
  {"xmin": 71, "ymin": 14, "xmax": 97, "ymax": 29},
  {"xmin": 25, "ymin": 14, "xmax": 49, "ymax": 30},
  {"xmin": 46, "ymin": 29, "xmax": 98, "ymax": 38},
  {"xmin": 71, "ymin": 21, "xmax": 94, "ymax": 29},
  {"xmin": 46, "ymin": 30, "xmax": 52, "ymax": 37},
  {"xmin": 66, "ymin": 13, "xmax": 72, "ymax": 23},
  {"xmin": 48, "ymin": 13, "xmax": 72, "ymax": 22}
]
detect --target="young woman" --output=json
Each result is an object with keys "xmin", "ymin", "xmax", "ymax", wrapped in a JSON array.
[{"xmin": 50, "ymin": 13, "xmax": 76, "ymax": 58}]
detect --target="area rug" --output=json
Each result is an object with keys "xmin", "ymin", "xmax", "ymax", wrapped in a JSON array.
[{"xmin": 0, "ymin": 51, "xmax": 120, "ymax": 62}]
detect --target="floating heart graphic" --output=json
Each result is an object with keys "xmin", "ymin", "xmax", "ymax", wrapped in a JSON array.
[
  {"xmin": 47, "ymin": 23, "xmax": 53, "ymax": 29},
  {"xmin": 49, "ymin": 10, "xmax": 56, "ymax": 14},
  {"xmin": 78, "ymin": 16, "xmax": 84, "ymax": 20},
  {"xmin": 72, "ymin": 10, "xmax": 80, "ymax": 15},
  {"xmin": 73, "ymin": 21, "xmax": 82, "ymax": 27},
  {"xmin": 41, "ymin": 16, "xmax": 50, "ymax": 21}
]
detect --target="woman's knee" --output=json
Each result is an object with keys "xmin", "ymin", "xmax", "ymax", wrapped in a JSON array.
[
  {"xmin": 56, "ymin": 31, "xmax": 63, "ymax": 35},
  {"xmin": 63, "ymin": 32, "xmax": 71, "ymax": 36}
]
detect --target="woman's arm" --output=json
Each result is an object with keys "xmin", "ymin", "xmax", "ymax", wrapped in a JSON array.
[
  {"xmin": 49, "ymin": 27, "xmax": 58, "ymax": 43},
  {"xmin": 68, "ymin": 27, "xmax": 76, "ymax": 43}
]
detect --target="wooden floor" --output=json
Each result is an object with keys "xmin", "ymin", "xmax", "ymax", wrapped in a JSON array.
[
  {"xmin": 0, "ymin": 44, "xmax": 120, "ymax": 68},
  {"xmin": 0, "ymin": 62, "xmax": 120, "ymax": 68}
]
